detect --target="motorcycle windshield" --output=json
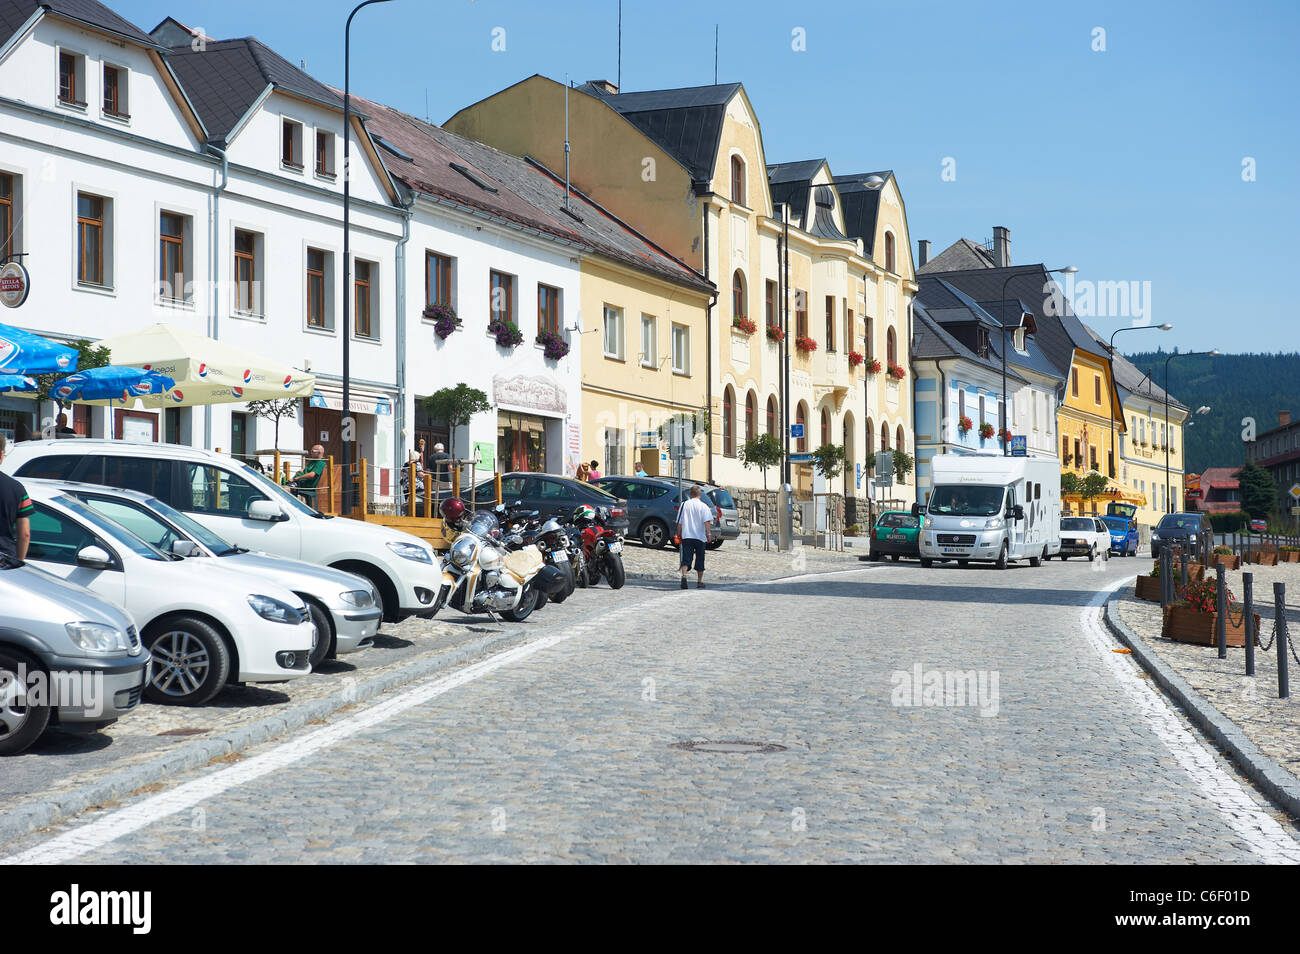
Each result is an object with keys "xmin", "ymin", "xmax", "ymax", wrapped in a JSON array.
[{"xmin": 468, "ymin": 510, "xmax": 500, "ymax": 537}]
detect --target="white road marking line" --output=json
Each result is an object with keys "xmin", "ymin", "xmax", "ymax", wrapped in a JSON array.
[
  {"xmin": 2, "ymin": 593, "xmax": 674, "ymax": 866},
  {"xmin": 1079, "ymin": 580, "xmax": 1300, "ymax": 864}
]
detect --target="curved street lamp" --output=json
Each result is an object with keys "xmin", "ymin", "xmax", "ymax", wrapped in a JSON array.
[
  {"xmin": 1165, "ymin": 349, "xmax": 1219, "ymax": 513},
  {"xmin": 1107, "ymin": 322, "xmax": 1172, "ymax": 483},
  {"xmin": 1000, "ymin": 266, "xmax": 1075, "ymax": 456}
]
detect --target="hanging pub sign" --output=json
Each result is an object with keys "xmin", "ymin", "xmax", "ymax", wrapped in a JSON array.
[{"xmin": 0, "ymin": 261, "xmax": 30, "ymax": 309}]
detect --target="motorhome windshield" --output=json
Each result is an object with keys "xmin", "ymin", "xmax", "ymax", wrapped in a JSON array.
[{"xmin": 927, "ymin": 484, "xmax": 1005, "ymax": 517}]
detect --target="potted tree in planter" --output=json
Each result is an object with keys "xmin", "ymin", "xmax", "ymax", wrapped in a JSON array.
[{"xmin": 1161, "ymin": 578, "xmax": 1260, "ymax": 647}]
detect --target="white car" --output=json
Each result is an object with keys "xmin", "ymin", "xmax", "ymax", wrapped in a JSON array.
[
  {"xmin": 4, "ymin": 440, "xmax": 440, "ymax": 621},
  {"xmin": 21, "ymin": 480, "xmax": 316, "ymax": 706},
  {"xmin": 63, "ymin": 482, "xmax": 382, "ymax": 668},
  {"xmin": 1057, "ymin": 516, "xmax": 1111, "ymax": 562}
]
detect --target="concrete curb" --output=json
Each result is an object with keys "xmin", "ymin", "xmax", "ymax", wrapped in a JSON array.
[
  {"xmin": 0, "ymin": 626, "xmax": 533, "ymax": 848},
  {"xmin": 1102, "ymin": 584, "xmax": 1300, "ymax": 819}
]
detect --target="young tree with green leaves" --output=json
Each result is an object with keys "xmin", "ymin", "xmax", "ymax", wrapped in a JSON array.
[
  {"xmin": 812, "ymin": 443, "xmax": 846, "ymax": 480},
  {"xmin": 739, "ymin": 432, "xmax": 784, "ymax": 493},
  {"xmin": 245, "ymin": 398, "xmax": 299, "ymax": 448},
  {"xmin": 422, "ymin": 384, "xmax": 492, "ymax": 462}
]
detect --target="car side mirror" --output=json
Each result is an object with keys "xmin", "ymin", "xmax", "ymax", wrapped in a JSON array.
[
  {"xmin": 171, "ymin": 540, "xmax": 201, "ymax": 558},
  {"xmin": 910, "ymin": 502, "xmax": 920, "ymax": 516},
  {"xmin": 76, "ymin": 544, "xmax": 113, "ymax": 569},
  {"xmin": 247, "ymin": 499, "xmax": 286, "ymax": 522},
  {"xmin": 1013, "ymin": 505, "xmax": 1025, "ymax": 521}
]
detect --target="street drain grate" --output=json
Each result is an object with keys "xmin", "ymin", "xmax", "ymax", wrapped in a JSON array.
[
  {"xmin": 670, "ymin": 740, "xmax": 787, "ymax": 754},
  {"xmin": 156, "ymin": 728, "xmax": 210, "ymax": 737}
]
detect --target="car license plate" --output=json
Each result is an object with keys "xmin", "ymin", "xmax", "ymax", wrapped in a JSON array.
[
  {"xmin": 725, "ymin": 519, "xmax": 737, "ymax": 527},
  {"xmin": 889, "ymin": 532, "xmax": 904, "ymax": 540},
  {"xmin": 942, "ymin": 547, "xmax": 963, "ymax": 554}
]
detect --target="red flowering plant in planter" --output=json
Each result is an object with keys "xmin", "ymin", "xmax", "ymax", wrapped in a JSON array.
[
  {"xmin": 999, "ymin": 428, "xmax": 1013, "ymax": 444},
  {"xmin": 535, "ymin": 329, "xmax": 570, "ymax": 359},
  {"xmin": 886, "ymin": 363, "xmax": 906, "ymax": 380},
  {"xmin": 957, "ymin": 415, "xmax": 973, "ymax": 435},
  {"xmin": 795, "ymin": 335, "xmax": 818, "ymax": 354},
  {"xmin": 864, "ymin": 357, "xmax": 882, "ymax": 375},
  {"xmin": 848, "ymin": 350, "xmax": 865, "ymax": 368},
  {"xmin": 424, "ymin": 303, "xmax": 462, "ymax": 340},
  {"xmin": 978, "ymin": 422, "xmax": 995, "ymax": 440},
  {"xmin": 765, "ymin": 324, "xmax": 786, "ymax": 342},
  {"xmin": 732, "ymin": 316, "xmax": 758, "ymax": 335},
  {"xmin": 1178, "ymin": 577, "xmax": 1234, "ymax": 613}
]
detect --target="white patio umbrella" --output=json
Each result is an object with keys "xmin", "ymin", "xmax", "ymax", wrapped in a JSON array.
[{"xmin": 87, "ymin": 324, "xmax": 314, "ymax": 407}]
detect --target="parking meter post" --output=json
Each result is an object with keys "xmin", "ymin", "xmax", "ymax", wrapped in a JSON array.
[
  {"xmin": 1244, "ymin": 573, "xmax": 1255, "ymax": 677},
  {"xmin": 1275, "ymin": 582, "xmax": 1289, "ymax": 699},
  {"xmin": 1215, "ymin": 562, "xmax": 1227, "ymax": 659}
]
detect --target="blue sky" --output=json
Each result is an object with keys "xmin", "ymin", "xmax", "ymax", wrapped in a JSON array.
[{"xmin": 116, "ymin": 0, "xmax": 1300, "ymax": 353}]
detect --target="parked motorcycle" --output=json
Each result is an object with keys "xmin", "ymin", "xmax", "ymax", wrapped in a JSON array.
[
  {"xmin": 573, "ymin": 504, "xmax": 626, "ymax": 589},
  {"xmin": 495, "ymin": 505, "xmax": 576, "ymax": 606},
  {"xmin": 432, "ymin": 500, "xmax": 567, "ymax": 622}
]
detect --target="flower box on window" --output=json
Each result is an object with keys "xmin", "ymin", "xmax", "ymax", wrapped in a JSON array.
[
  {"xmin": 535, "ymin": 329, "xmax": 570, "ymax": 359},
  {"xmin": 424, "ymin": 303, "xmax": 461, "ymax": 339},
  {"xmin": 978, "ymin": 422, "xmax": 995, "ymax": 440},
  {"xmin": 765, "ymin": 325, "xmax": 786, "ymax": 343},
  {"xmin": 864, "ymin": 357, "xmax": 882, "ymax": 375},
  {"xmin": 732, "ymin": 316, "xmax": 757, "ymax": 336},
  {"xmin": 999, "ymin": 428, "xmax": 1013, "ymax": 444},
  {"xmin": 795, "ymin": 335, "xmax": 818, "ymax": 354},
  {"xmin": 957, "ymin": 415, "xmax": 973, "ymax": 435},
  {"xmin": 488, "ymin": 318, "xmax": 524, "ymax": 348},
  {"xmin": 848, "ymin": 350, "xmax": 864, "ymax": 368},
  {"xmin": 886, "ymin": 363, "xmax": 906, "ymax": 380}
]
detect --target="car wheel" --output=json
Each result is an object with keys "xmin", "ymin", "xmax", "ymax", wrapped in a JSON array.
[
  {"xmin": 302, "ymin": 599, "xmax": 334, "ymax": 668},
  {"xmin": 920, "ymin": 558, "xmax": 933, "ymax": 568},
  {"xmin": 706, "ymin": 539, "xmax": 723, "ymax": 550},
  {"xmin": 957, "ymin": 560, "xmax": 970, "ymax": 567},
  {"xmin": 0, "ymin": 648, "xmax": 51, "ymax": 756},
  {"xmin": 995, "ymin": 542, "xmax": 1009, "ymax": 570},
  {"xmin": 1087, "ymin": 546, "xmax": 1096, "ymax": 563},
  {"xmin": 1030, "ymin": 547, "xmax": 1043, "ymax": 568},
  {"xmin": 890, "ymin": 554, "xmax": 901, "ymax": 562},
  {"xmin": 144, "ymin": 617, "xmax": 231, "ymax": 706},
  {"xmin": 501, "ymin": 586, "xmax": 539, "ymax": 622},
  {"xmin": 640, "ymin": 519, "xmax": 669, "ymax": 549}
]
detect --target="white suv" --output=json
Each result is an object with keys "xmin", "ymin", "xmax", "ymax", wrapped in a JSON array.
[
  {"xmin": 21, "ymin": 481, "xmax": 316, "ymax": 706},
  {"xmin": 4, "ymin": 440, "xmax": 440, "ymax": 621}
]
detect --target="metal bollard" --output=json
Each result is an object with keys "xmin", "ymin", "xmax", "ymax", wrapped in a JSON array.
[
  {"xmin": 1276, "ymin": 582, "xmax": 1290, "ymax": 700},
  {"xmin": 1180, "ymin": 551, "xmax": 1190, "ymax": 597},
  {"xmin": 1244, "ymin": 573, "xmax": 1255, "ymax": 677},
  {"xmin": 1215, "ymin": 562, "xmax": 1227, "ymax": 658},
  {"xmin": 1160, "ymin": 545, "xmax": 1172, "ymax": 611}
]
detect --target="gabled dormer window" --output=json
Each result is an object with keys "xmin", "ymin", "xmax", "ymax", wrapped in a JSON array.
[
  {"xmin": 58, "ymin": 51, "xmax": 86, "ymax": 108},
  {"xmin": 282, "ymin": 119, "xmax": 303, "ymax": 170},
  {"xmin": 102, "ymin": 64, "xmax": 129, "ymax": 119}
]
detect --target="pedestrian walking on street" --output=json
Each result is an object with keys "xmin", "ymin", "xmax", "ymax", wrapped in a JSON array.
[
  {"xmin": 677, "ymin": 484, "xmax": 713, "ymax": 589},
  {"xmin": 588, "ymin": 459, "xmax": 602, "ymax": 480},
  {"xmin": 0, "ymin": 434, "xmax": 33, "ymax": 563}
]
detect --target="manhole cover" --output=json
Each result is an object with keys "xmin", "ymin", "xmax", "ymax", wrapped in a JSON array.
[
  {"xmin": 670, "ymin": 740, "xmax": 787, "ymax": 754},
  {"xmin": 156, "ymin": 728, "xmax": 210, "ymax": 737}
]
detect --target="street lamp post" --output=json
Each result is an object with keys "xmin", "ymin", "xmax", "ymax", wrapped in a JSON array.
[
  {"xmin": 999, "ymin": 266, "xmax": 1076, "ymax": 456},
  {"xmin": 341, "ymin": 0, "xmax": 393, "ymax": 514},
  {"xmin": 1165, "ymin": 349, "xmax": 1219, "ymax": 513},
  {"xmin": 1107, "ymin": 323, "xmax": 1172, "ymax": 483}
]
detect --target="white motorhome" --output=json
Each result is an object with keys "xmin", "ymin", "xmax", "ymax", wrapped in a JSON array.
[{"xmin": 917, "ymin": 455, "xmax": 1061, "ymax": 568}]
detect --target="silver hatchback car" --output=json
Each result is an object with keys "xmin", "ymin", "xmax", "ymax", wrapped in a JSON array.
[{"xmin": 0, "ymin": 558, "xmax": 150, "ymax": 755}]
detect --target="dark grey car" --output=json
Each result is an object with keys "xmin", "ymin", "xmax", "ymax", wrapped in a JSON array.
[
  {"xmin": 470, "ymin": 473, "xmax": 629, "ymax": 532},
  {"xmin": 594, "ymin": 476, "xmax": 685, "ymax": 549},
  {"xmin": 1150, "ymin": 512, "xmax": 1213, "ymax": 565}
]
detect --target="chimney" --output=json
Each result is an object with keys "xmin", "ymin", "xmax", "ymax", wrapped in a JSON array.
[
  {"xmin": 992, "ymin": 226, "xmax": 1010, "ymax": 267},
  {"xmin": 586, "ymin": 79, "xmax": 619, "ymax": 95},
  {"xmin": 917, "ymin": 239, "xmax": 931, "ymax": 268},
  {"xmin": 1281, "ymin": 410, "xmax": 1292, "ymax": 427}
]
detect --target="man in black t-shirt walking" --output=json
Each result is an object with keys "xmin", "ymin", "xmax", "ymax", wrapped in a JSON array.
[{"xmin": 0, "ymin": 434, "xmax": 32, "ymax": 562}]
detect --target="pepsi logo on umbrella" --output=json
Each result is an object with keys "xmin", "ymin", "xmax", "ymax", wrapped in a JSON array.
[
  {"xmin": 198, "ymin": 363, "xmax": 208, "ymax": 377},
  {"xmin": 242, "ymin": 369, "xmax": 252, "ymax": 383}
]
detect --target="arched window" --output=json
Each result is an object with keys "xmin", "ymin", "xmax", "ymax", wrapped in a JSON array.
[
  {"xmin": 723, "ymin": 386, "xmax": 735, "ymax": 457},
  {"xmin": 767, "ymin": 395, "xmax": 777, "ymax": 436},
  {"xmin": 881, "ymin": 421, "xmax": 890, "ymax": 452},
  {"xmin": 866, "ymin": 417, "xmax": 875, "ymax": 472},
  {"xmin": 884, "ymin": 232, "xmax": 895, "ymax": 273},
  {"xmin": 745, "ymin": 391, "xmax": 756, "ymax": 442},
  {"xmin": 821, "ymin": 408, "xmax": 830, "ymax": 448},
  {"xmin": 730, "ymin": 155, "xmax": 745, "ymax": 205},
  {"xmin": 796, "ymin": 403, "xmax": 808, "ymax": 453},
  {"xmin": 896, "ymin": 425, "xmax": 905, "ymax": 455},
  {"xmin": 732, "ymin": 270, "xmax": 746, "ymax": 320},
  {"xmin": 887, "ymin": 326, "xmax": 897, "ymax": 366}
]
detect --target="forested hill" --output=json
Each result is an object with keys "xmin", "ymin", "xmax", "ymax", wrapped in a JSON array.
[{"xmin": 1123, "ymin": 350, "xmax": 1300, "ymax": 474}]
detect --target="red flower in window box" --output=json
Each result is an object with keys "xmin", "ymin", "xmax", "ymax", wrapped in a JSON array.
[
  {"xmin": 795, "ymin": 335, "xmax": 818, "ymax": 354},
  {"xmin": 978, "ymin": 422, "xmax": 995, "ymax": 440},
  {"xmin": 765, "ymin": 324, "xmax": 786, "ymax": 342},
  {"xmin": 886, "ymin": 362, "xmax": 906, "ymax": 380},
  {"xmin": 848, "ymin": 350, "xmax": 864, "ymax": 368},
  {"xmin": 864, "ymin": 357, "xmax": 882, "ymax": 375},
  {"xmin": 999, "ymin": 428, "xmax": 1013, "ymax": 444},
  {"xmin": 732, "ymin": 316, "xmax": 757, "ymax": 335},
  {"xmin": 957, "ymin": 415, "xmax": 973, "ymax": 435}
]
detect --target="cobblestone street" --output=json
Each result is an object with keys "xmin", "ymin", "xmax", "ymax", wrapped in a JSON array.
[{"xmin": 5, "ymin": 556, "xmax": 1299, "ymax": 864}]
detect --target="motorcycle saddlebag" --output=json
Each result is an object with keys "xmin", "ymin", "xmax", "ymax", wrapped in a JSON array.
[{"xmin": 533, "ymin": 564, "xmax": 568, "ymax": 595}]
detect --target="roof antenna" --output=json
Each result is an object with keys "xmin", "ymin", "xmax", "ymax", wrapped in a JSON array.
[
  {"xmin": 424, "ymin": 88, "xmax": 429, "ymax": 123},
  {"xmin": 617, "ymin": 0, "xmax": 622, "ymax": 91},
  {"xmin": 714, "ymin": 25, "xmax": 718, "ymax": 84},
  {"xmin": 564, "ymin": 76, "xmax": 571, "ymax": 212}
]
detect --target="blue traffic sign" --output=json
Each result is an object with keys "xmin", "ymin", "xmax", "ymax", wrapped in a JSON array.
[
  {"xmin": 790, "ymin": 423, "xmax": 804, "ymax": 439},
  {"xmin": 1010, "ymin": 435, "xmax": 1027, "ymax": 457},
  {"xmin": 789, "ymin": 452, "xmax": 814, "ymax": 463}
]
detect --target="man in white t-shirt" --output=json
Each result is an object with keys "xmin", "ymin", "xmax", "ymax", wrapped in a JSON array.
[{"xmin": 676, "ymin": 484, "xmax": 715, "ymax": 589}]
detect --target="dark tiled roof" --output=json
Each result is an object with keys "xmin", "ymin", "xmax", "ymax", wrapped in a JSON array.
[
  {"xmin": 165, "ymin": 37, "xmax": 345, "ymax": 145},
  {"xmin": 2, "ymin": 0, "xmax": 163, "ymax": 49},
  {"xmin": 833, "ymin": 172, "xmax": 893, "ymax": 258},
  {"xmin": 1198, "ymin": 467, "xmax": 1240, "ymax": 488},
  {"xmin": 585, "ymin": 82, "xmax": 741, "ymax": 185},
  {"xmin": 355, "ymin": 95, "xmax": 713, "ymax": 295},
  {"xmin": 1083, "ymin": 324, "xmax": 1188, "ymax": 411},
  {"xmin": 917, "ymin": 237, "xmax": 995, "ymax": 274},
  {"xmin": 767, "ymin": 159, "xmax": 826, "ymax": 228},
  {"xmin": 912, "ymin": 301, "xmax": 1027, "ymax": 384}
]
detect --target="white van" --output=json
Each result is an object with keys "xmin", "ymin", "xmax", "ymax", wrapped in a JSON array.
[
  {"xmin": 3, "ymin": 440, "xmax": 439, "ymax": 621},
  {"xmin": 918, "ymin": 454, "xmax": 1061, "ymax": 569}
]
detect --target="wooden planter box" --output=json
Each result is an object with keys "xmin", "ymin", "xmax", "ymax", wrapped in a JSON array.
[
  {"xmin": 1246, "ymin": 552, "xmax": 1279, "ymax": 566},
  {"xmin": 1211, "ymin": 553, "xmax": 1241, "ymax": 570},
  {"xmin": 1162, "ymin": 606, "xmax": 1261, "ymax": 647},
  {"xmin": 1134, "ymin": 575, "xmax": 1163, "ymax": 602},
  {"xmin": 1279, "ymin": 551, "xmax": 1300, "ymax": 563}
]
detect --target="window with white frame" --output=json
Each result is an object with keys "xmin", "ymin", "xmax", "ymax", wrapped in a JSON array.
[
  {"xmin": 306, "ymin": 247, "xmax": 335, "ymax": 331},
  {"xmin": 75, "ymin": 191, "xmax": 112, "ymax": 288},
  {"xmin": 671, "ymin": 323, "xmax": 690, "ymax": 374},
  {"xmin": 58, "ymin": 50, "xmax": 86, "ymax": 108},
  {"xmin": 233, "ymin": 228, "xmax": 264, "ymax": 316},
  {"xmin": 603, "ymin": 427, "xmax": 625, "ymax": 477},
  {"xmin": 282, "ymin": 119, "xmax": 304, "ymax": 170},
  {"xmin": 102, "ymin": 63, "xmax": 129, "ymax": 119},
  {"xmin": 158, "ymin": 211, "xmax": 193, "ymax": 303},
  {"xmin": 602, "ymin": 304, "xmax": 624, "ymax": 359},
  {"xmin": 315, "ymin": 130, "xmax": 335, "ymax": 177},
  {"xmin": 354, "ymin": 259, "xmax": 378, "ymax": 339},
  {"xmin": 0, "ymin": 172, "xmax": 21, "ymax": 265},
  {"xmin": 640, "ymin": 314, "xmax": 656, "ymax": 368}
]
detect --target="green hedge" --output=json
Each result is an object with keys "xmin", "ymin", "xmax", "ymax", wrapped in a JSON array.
[{"xmin": 1208, "ymin": 511, "xmax": 1248, "ymax": 533}]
